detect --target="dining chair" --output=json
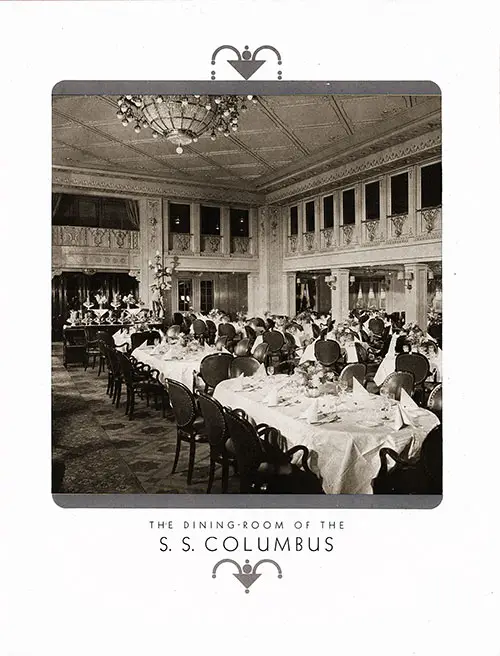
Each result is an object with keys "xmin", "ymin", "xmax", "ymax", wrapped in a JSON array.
[
  {"xmin": 223, "ymin": 408, "xmax": 323, "ymax": 494},
  {"xmin": 229, "ymin": 356, "xmax": 261, "ymax": 378},
  {"xmin": 192, "ymin": 319, "xmax": 208, "ymax": 343},
  {"xmin": 368, "ymin": 317, "xmax": 385, "ymax": 335},
  {"xmin": 372, "ymin": 425, "xmax": 442, "ymax": 494},
  {"xmin": 84, "ymin": 327, "xmax": 101, "ymax": 371},
  {"xmin": 62, "ymin": 328, "xmax": 87, "ymax": 368},
  {"xmin": 314, "ymin": 339, "xmax": 341, "ymax": 367},
  {"xmin": 338, "ymin": 363, "xmax": 367, "ymax": 390},
  {"xmin": 116, "ymin": 351, "xmax": 169, "ymax": 419},
  {"xmin": 130, "ymin": 332, "xmax": 150, "ymax": 350},
  {"xmin": 197, "ymin": 393, "xmax": 236, "ymax": 493},
  {"xmin": 396, "ymin": 352, "xmax": 430, "ymax": 404},
  {"xmin": 167, "ymin": 379, "xmax": 207, "ymax": 485},
  {"xmin": 427, "ymin": 383, "xmax": 442, "ymax": 419},
  {"xmin": 214, "ymin": 336, "xmax": 228, "ymax": 350},
  {"xmin": 252, "ymin": 342, "xmax": 269, "ymax": 364},
  {"xmin": 233, "ymin": 338, "xmax": 251, "ymax": 357},
  {"xmin": 205, "ymin": 319, "xmax": 217, "ymax": 345},
  {"xmin": 379, "ymin": 371, "xmax": 414, "ymax": 401},
  {"xmin": 166, "ymin": 325, "xmax": 181, "ymax": 339},
  {"xmin": 244, "ymin": 324, "xmax": 257, "ymax": 344},
  {"xmin": 218, "ymin": 323, "xmax": 237, "ymax": 352},
  {"xmin": 198, "ymin": 352, "xmax": 233, "ymax": 394}
]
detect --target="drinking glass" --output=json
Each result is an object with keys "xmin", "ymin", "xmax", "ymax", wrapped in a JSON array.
[{"xmin": 380, "ymin": 389, "xmax": 390, "ymax": 420}]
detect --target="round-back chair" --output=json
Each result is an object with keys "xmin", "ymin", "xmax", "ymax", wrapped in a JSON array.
[
  {"xmin": 172, "ymin": 312, "xmax": 184, "ymax": 326},
  {"xmin": 234, "ymin": 338, "xmax": 250, "ymax": 357},
  {"xmin": 166, "ymin": 325, "xmax": 181, "ymax": 339},
  {"xmin": 379, "ymin": 371, "xmax": 414, "ymax": 401},
  {"xmin": 198, "ymin": 352, "xmax": 233, "ymax": 393},
  {"xmin": 311, "ymin": 323, "xmax": 320, "ymax": 339},
  {"xmin": 192, "ymin": 319, "xmax": 208, "ymax": 339},
  {"xmin": 230, "ymin": 356, "xmax": 261, "ymax": 378},
  {"xmin": 262, "ymin": 330, "xmax": 285, "ymax": 353},
  {"xmin": 130, "ymin": 332, "xmax": 149, "ymax": 350},
  {"xmin": 218, "ymin": 322, "xmax": 236, "ymax": 340},
  {"xmin": 252, "ymin": 317, "xmax": 266, "ymax": 329},
  {"xmin": 427, "ymin": 383, "xmax": 442, "ymax": 418},
  {"xmin": 354, "ymin": 341, "xmax": 369, "ymax": 363},
  {"xmin": 244, "ymin": 324, "xmax": 257, "ymax": 342},
  {"xmin": 214, "ymin": 336, "xmax": 228, "ymax": 350},
  {"xmin": 167, "ymin": 378, "xmax": 207, "ymax": 485},
  {"xmin": 252, "ymin": 342, "xmax": 269, "ymax": 364},
  {"xmin": 368, "ymin": 317, "xmax": 385, "ymax": 335},
  {"xmin": 197, "ymin": 393, "xmax": 234, "ymax": 493},
  {"xmin": 395, "ymin": 352, "xmax": 430, "ymax": 386},
  {"xmin": 338, "ymin": 363, "xmax": 367, "ymax": 390},
  {"xmin": 96, "ymin": 330, "xmax": 115, "ymax": 347},
  {"xmin": 223, "ymin": 408, "xmax": 266, "ymax": 493},
  {"xmin": 314, "ymin": 339, "xmax": 341, "ymax": 367}
]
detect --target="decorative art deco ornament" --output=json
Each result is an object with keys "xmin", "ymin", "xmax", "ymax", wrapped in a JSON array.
[{"xmin": 115, "ymin": 94, "xmax": 256, "ymax": 154}]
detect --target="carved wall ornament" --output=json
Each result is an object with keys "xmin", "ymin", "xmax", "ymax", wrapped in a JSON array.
[
  {"xmin": 172, "ymin": 233, "xmax": 192, "ymax": 253},
  {"xmin": 421, "ymin": 207, "xmax": 440, "ymax": 233},
  {"xmin": 304, "ymin": 231, "xmax": 316, "ymax": 251},
  {"xmin": 288, "ymin": 234, "xmax": 298, "ymax": 253},
  {"xmin": 128, "ymin": 269, "xmax": 141, "ymax": 281},
  {"xmin": 341, "ymin": 224, "xmax": 355, "ymax": 245},
  {"xmin": 321, "ymin": 227, "xmax": 335, "ymax": 249},
  {"xmin": 364, "ymin": 220, "xmax": 379, "ymax": 242},
  {"xmin": 390, "ymin": 213, "xmax": 407, "ymax": 238}
]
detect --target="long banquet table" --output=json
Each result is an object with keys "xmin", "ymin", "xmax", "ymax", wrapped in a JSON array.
[
  {"xmin": 214, "ymin": 375, "xmax": 439, "ymax": 494},
  {"xmin": 132, "ymin": 344, "xmax": 211, "ymax": 389}
]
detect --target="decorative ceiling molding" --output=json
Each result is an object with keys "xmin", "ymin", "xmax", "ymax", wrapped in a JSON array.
[
  {"xmin": 265, "ymin": 130, "xmax": 441, "ymax": 204},
  {"xmin": 52, "ymin": 167, "xmax": 264, "ymax": 206},
  {"xmin": 254, "ymin": 97, "xmax": 310, "ymax": 156}
]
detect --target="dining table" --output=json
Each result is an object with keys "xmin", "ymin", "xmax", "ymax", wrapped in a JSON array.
[
  {"xmin": 132, "ymin": 342, "xmax": 217, "ymax": 389},
  {"xmin": 214, "ymin": 374, "xmax": 439, "ymax": 494}
]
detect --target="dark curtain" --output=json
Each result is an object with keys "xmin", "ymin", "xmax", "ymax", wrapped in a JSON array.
[{"xmin": 125, "ymin": 200, "xmax": 140, "ymax": 229}]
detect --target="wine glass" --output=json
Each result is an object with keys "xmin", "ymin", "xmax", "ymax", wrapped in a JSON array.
[
  {"xmin": 380, "ymin": 389, "xmax": 390, "ymax": 420},
  {"xmin": 267, "ymin": 365, "xmax": 275, "ymax": 376},
  {"xmin": 338, "ymin": 379, "xmax": 349, "ymax": 398}
]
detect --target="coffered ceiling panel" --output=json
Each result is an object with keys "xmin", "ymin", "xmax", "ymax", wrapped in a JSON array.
[{"xmin": 52, "ymin": 94, "xmax": 441, "ymax": 192}]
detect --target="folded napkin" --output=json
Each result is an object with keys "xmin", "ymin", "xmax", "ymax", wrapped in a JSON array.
[
  {"xmin": 352, "ymin": 377, "xmax": 370, "ymax": 400},
  {"xmin": 232, "ymin": 372, "xmax": 246, "ymax": 391},
  {"xmin": 263, "ymin": 386, "xmax": 280, "ymax": 406},
  {"xmin": 400, "ymin": 387, "xmax": 419, "ymax": 410},
  {"xmin": 393, "ymin": 403, "xmax": 416, "ymax": 431},
  {"xmin": 305, "ymin": 398, "xmax": 320, "ymax": 423},
  {"xmin": 253, "ymin": 363, "xmax": 267, "ymax": 379}
]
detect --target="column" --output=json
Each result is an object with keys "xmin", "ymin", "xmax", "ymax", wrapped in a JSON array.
[
  {"xmin": 297, "ymin": 202, "xmax": 304, "ymax": 252},
  {"xmin": 162, "ymin": 198, "xmax": 170, "ymax": 254},
  {"xmin": 329, "ymin": 268, "xmax": 350, "ymax": 322},
  {"xmin": 191, "ymin": 202, "xmax": 200, "ymax": 254},
  {"xmin": 283, "ymin": 272, "xmax": 296, "ymax": 317},
  {"xmin": 247, "ymin": 273, "xmax": 260, "ymax": 317},
  {"xmin": 221, "ymin": 206, "xmax": 230, "ymax": 256},
  {"xmin": 408, "ymin": 166, "xmax": 417, "ymax": 237},
  {"xmin": 379, "ymin": 176, "xmax": 388, "ymax": 239},
  {"xmin": 249, "ymin": 207, "xmax": 258, "ymax": 256},
  {"xmin": 404, "ymin": 263, "xmax": 428, "ymax": 328},
  {"xmin": 219, "ymin": 272, "xmax": 230, "ymax": 313},
  {"xmin": 138, "ymin": 197, "xmax": 162, "ymax": 308},
  {"xmin": 192, "ymin": 275, "xmax": 201, "ymax": 312}
]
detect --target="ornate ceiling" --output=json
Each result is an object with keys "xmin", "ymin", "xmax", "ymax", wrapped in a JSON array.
[{"xmin": 53, "ymin": 94, "xmax": 441, "ymax": 196}]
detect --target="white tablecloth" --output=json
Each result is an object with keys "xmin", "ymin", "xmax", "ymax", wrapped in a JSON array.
[
  {"xmin": 214, "ymin": 375, "xmax": 439, "ymax": 494},
  {"xmin": 373, "ymin": 351, "xmax": 442, "ymax": 387},
  {"xmin": 132, "ymin": 346, "xmax": 206, "ymax": 389}
]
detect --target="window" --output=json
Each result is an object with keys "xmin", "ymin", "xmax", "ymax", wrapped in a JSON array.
[
  {"xmin": 200, "ymin": 280, "xmax": 214, "ymax": 313},
  {"xmin": 52, "ymin": 194, "xmax": 139, "ymax": 230},
  {"xmin": 170, "ymin": 203, "xmax": 190, "ymax": 233},
  {"xmin": 290, "ymin": 206, "xmax": 298, "ymax": 235},
  {"xmin": 305, "ymin": 201, "xmax": 315, "ymax": 232},
  {"xmin": 342, "ymin": 189, "xmax": 356, "ymax": 225},
  {"xmin": 178, "ymin": 279, "xmax": 192, "ymax": 312},
  {"xmin": 365, "ymin": 181, "xmax": 380, "ymax": 220},
  {"xmin": 390, "ymin": 172, "xmax": 409, "ymax": 215},
  {"xmin": 421, "ymin": 162, "xmax": 442, "ymax": 208},
  {"xmin": 201, "ymin": 205, "xmax": 221, "ymax": 235},
  {"xmin": 230, "ymin": 208, "xmax": 249, "ymax": 237},
  {"xmin": 323, "ymin": 195, "xmax": 334, "ymax": 229}
]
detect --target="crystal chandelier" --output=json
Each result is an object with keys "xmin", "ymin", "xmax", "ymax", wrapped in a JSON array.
[{"xmin": 116, "ymin": 94, "xmax": 258, "ymax": 154}]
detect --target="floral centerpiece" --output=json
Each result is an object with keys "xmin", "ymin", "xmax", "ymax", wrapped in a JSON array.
[
  {"xmin": 208, "ymin": 308, "xmax": 223, "ymax": 321},
  {"xmin": 292, "ymin": 361, "xmax": 338, "ymax": 397},
  {"xmin": 92, "ymin": 293, "xmax": 108, "ymax": 321}
]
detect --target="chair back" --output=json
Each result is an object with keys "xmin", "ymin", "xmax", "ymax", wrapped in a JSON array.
[
  {"xmin": 234, "ymin": 338, "xmax": 250, "ymax": 356},
  {"xmin": 130, "ymin": 332, "xmax": 149, "ymax": 350},
  {"xmin": 396, "ymin": 353, "xmax": 430, "ymax": 386},
  {"xmin": 206, "ymin": 319, "xmax": 217, "ymax": 334},
  {"xmin": 311, "ymin": 323, "xmax": 320, "ymax": 338},
  {"xmin": 197, "ymin": 393, "xmax": 227, "ymax": 449},
  {"xmin": 167, "ymin": 379, "xmax": 198, "ymax": 428},
  {"xmin": 380, "ymin": 371, "xmax": 414, "ymax": 400},
  {"xmin": 218, "ymin": 323, "xmax": 236, "ymax": 340},
  {"xmin": 283, "ymin": 332, "xmax": 296, "ymax": 349},
  {"xmin": 199, "ymin": 353, "xmax": 233, "ymax": 390},
  {"xmin": 115, "ymin": 350, "xmax": 136, "ymax": 385},
  {"xmin": 224, "ymin": 408, "xmax": 265, "ymax": 478},
  {"xmin": 427, "ymin": 383, "xmax": 442, "ymax": 418},
  {"xmin": 172, "ymin": 312, "xmax": 184, "ymax": 326},
  {"xmin": 244, "ymin": 324, "xmax": 257, "ymax": 342},
  {"xmin": 338, "ymin": 363, "xmax": 367, "ymax": 390},
  {"xmin": 105, "ymin": 346, "xmax": 121, "ymax": 376},
  {"xmin": 215, "ymin": 336, "xmax": 228, "ymax": 350},
  {"xmin": 314, "ymin": 339, "xmax": 341, "ymax": 366},
  {"xmin": 262, "ymin": 330, "xmax": 285, "ymax": 352},
  {"xmin": 148, "ymin": 330, "xmax": 161, "ymax": 345},
  {"xmin": 253, "ymin": 317, "xmax": 266, "ymax": 329},
  {"xmin": 192, "ymin": 319, "xmax": 208, "ymax": 336},
  {"xmin": 96, "ymin": 330, "xmax": 114, "ymax": 346},
  {"xmin": 167, "ymin": 325, "xmax": 181, "ymax": 339},
  {"xmin": 252, "ymin": 342, "xmax": 269, "ymax": 363},
  {"xmin": 230, "ymin": 356, "xmax": 261, "ymax": 378},
  {"xmin": 368, "ymin": 317, "xmax": 385, "ymax": 335}
]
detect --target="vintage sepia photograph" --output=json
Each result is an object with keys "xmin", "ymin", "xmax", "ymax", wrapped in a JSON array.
[{"xmin": 51, "ymin": 89, "xmax": 442, "ymax": 497}]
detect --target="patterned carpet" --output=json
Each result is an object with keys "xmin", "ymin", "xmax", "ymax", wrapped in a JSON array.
[{"xmin": 52, "ymin": 344, "xmax": 238, "ymax": 494}]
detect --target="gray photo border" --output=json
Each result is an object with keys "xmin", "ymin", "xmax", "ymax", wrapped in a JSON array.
[{"xmin": 52, "ymin": 79, "xmax": 442, "ymax": 510}]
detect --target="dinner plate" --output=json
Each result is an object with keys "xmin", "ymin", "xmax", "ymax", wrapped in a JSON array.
[{"xmin": 359, "ymin": 419, "xmax": 382, "ymax": 428}]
